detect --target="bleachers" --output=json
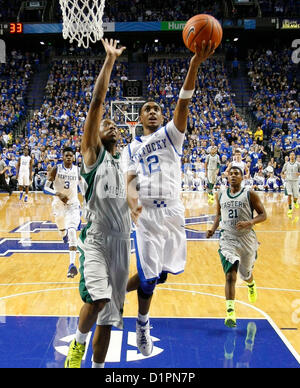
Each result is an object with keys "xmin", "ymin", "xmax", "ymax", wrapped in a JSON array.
[{"xmin": 0, "ymin": 41, "xmax": 299, "ymax": 194}]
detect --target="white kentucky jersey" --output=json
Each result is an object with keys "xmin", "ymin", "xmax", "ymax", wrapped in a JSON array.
[
  {"xmin": 232, "ymin": 160, "xmax": 246, "ymax": 174},
  {"xmin": 254, "ymin": 173, "xmax": 265, "ymax": 186},
  {"xmin": 80, "ymin": 146, "xmax": 130, "ymax": 233},
  {"xmin": 219, "ymin": 187, "xmax": 253, "ymax": 236},
  {"xmin": 53, "ymin": 163, "xmax": 80, "ymax": 205},
  {"xmin": 121, "ymin": 134, "xmax": 153, "ymax": 174},
  {"xmin": 19, "ymin": 155, "xmax": 31, "ymax": 173},
  {"xmin": 206, "ymin": 154, "xmax": 220, "ymax": 170},
  {"xmin": 282, "ymin": 161, "xmax": 300, "ymax": 181},
  {"xmin": 128, "ymin": 120, "xmax": 185, "ymax": 203}
]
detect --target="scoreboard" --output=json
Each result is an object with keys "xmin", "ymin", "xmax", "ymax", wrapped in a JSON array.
[
  {"xmin": 0, "ymin": 22, "xmax": 24, "ymax": 35},
  {"xmin": 122, "ymin": 80, "xmax": 143, "ymax": 98}
]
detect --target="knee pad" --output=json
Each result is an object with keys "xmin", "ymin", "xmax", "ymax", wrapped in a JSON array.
[
  {"xmin": 157, "ymin": 271, "xmax": 168, "ymax": 285},
  {"xmin": 138, "ymin": 279, "xmax": 157, "ymax": 299},
  {"xmin": 68, "ymin": 227, "xmax": 77, "ymax": 247}
]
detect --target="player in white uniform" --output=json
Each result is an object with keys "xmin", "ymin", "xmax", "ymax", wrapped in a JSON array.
[
  {"xmin": 44, "ymin": 147, "xmax": 81, "ymax": 278},
  {"xmin": 281, "ymin": 152, "xmax": 300, "ymax": 218},
  {"xmin": 265, "ymin": 172, "xmax": 279, "ymax": 192},
  {"xmin": 65, "ymin": 39, "xmax": 130, "ymax": 369},
  {"xmin": 126, "ymin": 40, "xmax": 216, "ymax": 356},
  {"xmin": 16, "ymin": 147, "xmax": 33, "ymax": 202},
  {"xmin": 225, "ymin": 149, "xmax": 249, "ymax": 182},
  {"xmin": 253, "ymin": 170, "xmax": 266, "ymax": 191},
  {"xmin": 205, "ymin": 146, "xmax": 220, "ymax": 203},
  {"xmin": 207, "ymin": 166, "xmax": 267, "ymax": 328}
]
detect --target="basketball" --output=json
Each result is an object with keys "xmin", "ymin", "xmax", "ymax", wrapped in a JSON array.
[{"xmin": 182, "ymin": 14, "xmax": 223, "ymax": 53}]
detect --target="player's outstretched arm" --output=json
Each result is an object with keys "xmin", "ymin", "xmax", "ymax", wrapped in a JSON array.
[
  {"xmin": 174, "ymin": 40, "xmax": 215, "ymax": 133},
  {"xmin": 127, "ymin": 172, "xmax": 142, "ymax": 225},
  {"xmin": 81, "ymin": 38, "xmax": 126, "ymax": 167},
  {"xmin": 44, "ymin": 166, "xmax": 68, "ymax": 204},
  {"xmin": 44, "ymin": 166, "xmax": 58, "ymax": 196}
]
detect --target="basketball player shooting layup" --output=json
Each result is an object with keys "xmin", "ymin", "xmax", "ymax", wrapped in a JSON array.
[
  {"xmin": 64, "ymin": 38, "xmax": 131, "ymax": 369},
  {"xmin": 207, "ymin": 166, "xmax": 267, "ymax": 328},
  {"xmin": 125, "ymin": 40, "xmax": 216, "ymax": 357},
  {"xmin": 44, "ymin": 147, "xmax": 81, "ymax": 278}
]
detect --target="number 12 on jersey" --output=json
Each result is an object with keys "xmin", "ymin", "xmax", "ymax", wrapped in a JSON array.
[{"xmin": 140, "ymin": 155, "xmax": 161, "ymax": 175}]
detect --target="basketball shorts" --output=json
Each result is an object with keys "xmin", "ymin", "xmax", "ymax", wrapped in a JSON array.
[
  {"xmin": 133, "ymin": 199, "xmax": 187, "ymax": 281},
  {"xmin": 18, "ymin": 171, "xmax": 30, "ymax": 186},
  {"xmin": 286, "ymin": 181, "xmax": 299, "ymax": 198},
  {"xmin": 218, "ymin": 229, "xmax": 258, "ymax": 281},
  {"xmin": 52, "ymin": 199, "xmax": 81, "ymax": 231},
  {"xmin": 78, "ymin": 222, "xmax": 131, "ymax": 330},
  {"xmin": 207, "ymin": 170, "xmax": 218, "ymax": 185}
]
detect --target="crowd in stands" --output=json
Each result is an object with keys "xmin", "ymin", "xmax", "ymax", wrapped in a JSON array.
[
  {"xmin": 1, "ymin": 0, "xmax": 299, "ymax": 23},
  {"xmin": 51, "ymin": 0, "xmax": 299, "ymax": 23},
  {"xmin": 0, "ymin": 50, "xmax": 38, "ymax": 133},
  {"xmin": 53, "ymin": 1, "xmax": 223, "ymax": 24},
  {"xmin": 258, "ymin": 0, "xmax": 299, "ymax": 17},
  {"xmin": 0, "ymin": 0, "xmax": 21, "ymax": 22},
  {"xmin": 0, "ymin": 42, "xmax": 299, "ymax": 194}
]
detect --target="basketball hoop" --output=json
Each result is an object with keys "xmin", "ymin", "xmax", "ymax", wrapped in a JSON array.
[
  {"xmin": 126, "ymin": 121, "xmax": 138, "ymax": 137},
  {"xmin": 59, "ymin": 0, "xmax": 106, "ymax": 49}
]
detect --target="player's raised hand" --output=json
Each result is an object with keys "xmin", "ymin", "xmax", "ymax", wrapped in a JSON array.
[
  {"xmin": 101, "ymin": 38, "xmax": 126, "ymax": 59},
  {"xmin": 192, "ymin": 40, "xmax": 215, "ymax": 65}
]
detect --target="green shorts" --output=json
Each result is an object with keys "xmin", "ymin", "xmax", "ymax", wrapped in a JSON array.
[{"xmin": 218, "ymin": 229, "xmax": 258, "ymax": 281}]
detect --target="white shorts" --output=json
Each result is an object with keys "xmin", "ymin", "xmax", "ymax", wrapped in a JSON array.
[
  {"xmin": 218, "ymin": 229, "xmax": 258, "ymax": 281},
  {"xmin": 52, "ymin": 199, "xmax": 81, "ymax": 231},
  {"xmin": 78, "ymin": 222, "xmax": 131, "ymax": 330},
  {"xmin": 133, "ymin": 199, "xmax": 187, "ymax": 281},
  {"xmin": 207, "ymin": 170, "xmax": 218, "ymax": 185},
  {"xmin": 286, "ymin": 181, "xmax": 299, "ymax": 198},
  {"xmin": 18, "ymin": 172, "xmax": 30, "ymax": 186}
]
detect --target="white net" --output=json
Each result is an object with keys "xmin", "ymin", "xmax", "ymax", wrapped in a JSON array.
[{"xmin": 59, "ymin": 0, "xmax": 106, "ymax": 49}]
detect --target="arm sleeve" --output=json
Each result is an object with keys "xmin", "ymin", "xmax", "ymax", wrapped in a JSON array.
[{"xmin": 43, "ymin": 180, "xmax": 57, "ymax": 196}]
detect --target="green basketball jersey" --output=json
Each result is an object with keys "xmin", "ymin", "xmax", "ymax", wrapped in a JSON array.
[
  {"xmin": 219, "ymin": 187, "xmax": 253, "ymax": 235},
  {"xmin": 80, "ymin": 147, "xmax": 131, "ymax": 234}
]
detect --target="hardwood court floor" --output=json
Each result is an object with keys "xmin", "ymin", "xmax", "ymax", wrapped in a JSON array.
[{"xmin": 0, "ymin": 191, "xmax": 299, "ymax": 361}]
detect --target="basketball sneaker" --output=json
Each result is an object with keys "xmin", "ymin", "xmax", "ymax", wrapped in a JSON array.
[
  {"xmin": 136, "ymin": 320, "xmax": 153, "ymax": 356},
  {"xmin": 247, "ymin": 281, "xmax": 257, "ymax": 303},
  {"xmin": 64, "ymin": 339, "xmax": 85, "ymax": 368},
  {"xmin": 287, "ymin": 209, "xmax": 293, "ymax": 218},
  {"xmin": 225, "ymin": 310, "xmax": 236, "ymax": 328},
  {"xmin": 67, "ymin": 264, "xmax": 78, "ymax": 278},
  {"xmin": 208, "ymin": 193, "xmax": 214, "ymax": 204}
]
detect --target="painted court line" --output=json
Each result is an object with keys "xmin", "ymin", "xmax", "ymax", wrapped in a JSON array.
[
  {"xmin": 164, "ymin": 283, "xmax": 300, "ymax": 293},
  {"xmin": 158, "ymin": 286, "xmax": 300, "ymax": 364},
  {"xmin": 0, "ymin": 285, "xmax": 299, "ymax": 364},
  {"xmin": 1, "ymin": 281, "xmax": 300, "ymax": 294}
]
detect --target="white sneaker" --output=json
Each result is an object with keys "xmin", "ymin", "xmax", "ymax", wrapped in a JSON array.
[{"xmin": 136, "ymin": 320, "xmax": 153, "ymax": 356}]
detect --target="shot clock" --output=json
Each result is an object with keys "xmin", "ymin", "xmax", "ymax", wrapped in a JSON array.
[
  {"xmin": 0, "ymin": 22, "xmax": 24, "ymax": 35},
  {"xmin": 123, "ymin": 80, "xmax": 143, "ymax": 98}
]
